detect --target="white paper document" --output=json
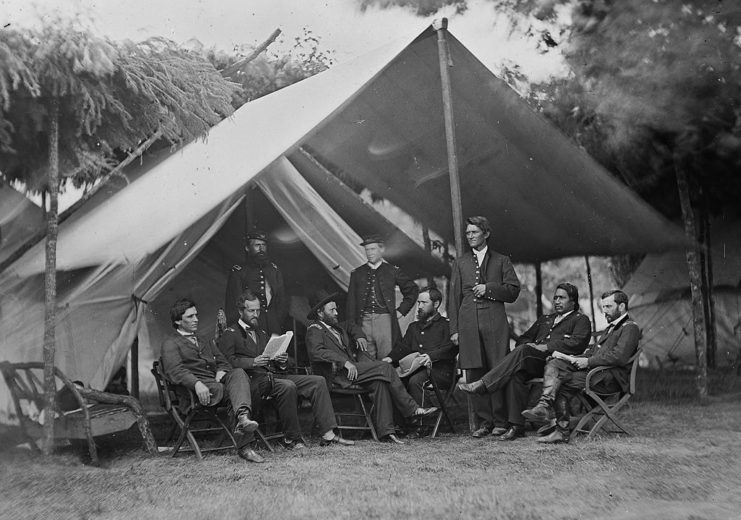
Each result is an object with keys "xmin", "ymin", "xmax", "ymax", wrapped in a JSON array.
[{"xmin": 262, "ymin": 331, "xmax": 293, "ymax": 359}]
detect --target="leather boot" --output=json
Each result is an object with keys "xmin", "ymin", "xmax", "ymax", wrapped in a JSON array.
[{"xmin": 522, "ymin": 364, "xmax": 562, "ymax": 422}]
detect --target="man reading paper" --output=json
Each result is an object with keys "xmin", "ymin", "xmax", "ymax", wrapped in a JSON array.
[{"xmin": 219, "ymin": 291, "xmax": 353, "ymax": 449}]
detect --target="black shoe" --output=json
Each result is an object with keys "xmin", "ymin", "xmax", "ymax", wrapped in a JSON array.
[
  {"xmin": 319, "ymin": 434, "xmax": 355, "ymax": 447},
  {"xmin": 280, "ymin": 438, "xmax": 307, "ymax": 451},
  {"xmin": 238, "ymin": 446, "xmax": 265, "ymax": 463},
  {"xmin": 381, "ymin": 433, "xmax": 405, "ymax": 445},
  {"xmin": 234, "ymin": 411, "xmax": 259, "ymax": 435},
  {"xmin": 522, "ymin": 404, "xmax": 550, "ymax": 423},
  {"xmin": 471, "ymin": 425, "xmax": 491, "ymax": 438},
  {"xmin": 498, "ymin": 426, "xmax": 525, "ymax": 441},
  {"xmin": 537, "ymin": 429, "xmax": 568, "ymax": 444},
  {"xmin": 537, "ymin": 419, "xmax": 557, "ymax": 436},
  {"xmin": 456, "ymin": 380, "xmax": 487, "ymax": 394},
  {"xmin": 405, "ymin": 428, "xmax": 425, "ymax": 440},
  {"xmin": 490, "ymin": 426, "xmax": 508, "ymax": 436},
  {"xmin": 412, "ymin": 407, "xmax": 438, "ymax": 418}
]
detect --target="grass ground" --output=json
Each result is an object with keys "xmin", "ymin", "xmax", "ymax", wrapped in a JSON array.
[{"xmin": 1, "ymin": 371, "xmax": 740, "ymax": 520}]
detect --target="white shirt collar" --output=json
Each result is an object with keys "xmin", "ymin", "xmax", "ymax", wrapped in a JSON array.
[
  {"xmin": 607, "ymin": 312, "xmax": 628, "ymax": 328},
  {"xmin": 177, "ymin": 329, "xmax": 195, "ymax": 337},
  {"xmin": 368, "ymin": 260, "xmax": 385, "ymax": 270},
  {"xmin": 473, "ymin": 245, "xmax": 488, "ymax": 262},
  {"xmin": 238, "ymin": 318, "xmax": 251, "ymax": 331},
  {"xmin": 553, "ymin": 310, "xmax": 574, "ymax": 323}
]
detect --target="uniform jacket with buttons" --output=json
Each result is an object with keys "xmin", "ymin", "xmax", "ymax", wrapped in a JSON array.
[
  {"xmin": 218, "ymin": 324, "xmax": 284, "ymax": 377},
  {"xmin": 346, "ymin": 261, "xmax": 418, "ymax": 344},
  {"xmin": 387, "ymin": 312, "xmax": 458, "ymax": 365},
  {"xmin": 448, "ymin": 247, "xmax": 521, "ymax": 369},
  {"xmin": 515, "ymin": 310, "xmax": 592, "ymax": 356},
  {"xmin": 161, "ymin": 332, "xmax": 232, "ymax": 390},
  {"xmin": 225, "ymin": 257, "xmax": 286, "ymax": 335},
  {"xmin": 581, "ymin": 315, "xmax": 640, "ymax": 392}
]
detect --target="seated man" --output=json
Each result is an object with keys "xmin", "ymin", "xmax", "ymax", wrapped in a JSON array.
[
  {"xmin": 457, "ymin": 283, "xmax": 591, "ymax": 440},
  {"xmin": 219, "ymin": 290, "xmax": 353, "ymax": 449},
  {"xmin": 161, "ymin": 297, "xmax": 263, "ymax": 463},
  {"xmin": 523, "ymin": 289, "xmax": 640, "ymax": 444},
  {"xmin": 382, "ymin": 287, "xmax": 458, "ymax": 437},
  {"xmin": 305, "ymin": 289, "xmax": 438, "ymax": 445}
]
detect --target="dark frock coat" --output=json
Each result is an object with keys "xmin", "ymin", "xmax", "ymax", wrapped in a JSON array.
[{"xmin": 448, "ymin": 248, "xmax": 521, "ymax": 369}]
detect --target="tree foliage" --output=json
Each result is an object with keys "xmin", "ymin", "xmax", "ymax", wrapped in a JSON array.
[{"xmin": 0, "ymin": 19, "xmax": 238, "ymax": 192}]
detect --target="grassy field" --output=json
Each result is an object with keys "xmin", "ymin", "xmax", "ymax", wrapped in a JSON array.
[{"xmin": 1, "ymin": 371, "xmax": 740, "ymax": 520}]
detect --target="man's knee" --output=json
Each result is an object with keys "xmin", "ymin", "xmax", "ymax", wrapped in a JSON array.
[{"xmin": 273, "ymin": 378, "xmax": 297, "ymax": 397}]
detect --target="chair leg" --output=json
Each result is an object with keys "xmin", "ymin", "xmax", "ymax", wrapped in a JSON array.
[
  {"xmin": 355, "ymin": 394, "xmax": 378, "ymax": 441},
  {"xmin": 255, "ymin": 429, "xmax": 275, "ymax": 452}
]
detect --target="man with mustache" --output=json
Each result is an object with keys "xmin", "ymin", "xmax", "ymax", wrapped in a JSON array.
[
  {"xmin": 219, "ymin": 291, "xmax": 353, "ymax": 451},
  {"xmin": 306, "ymin": 289, "xmax": 438, "ymax": 445},
  {"xmin": 225, "ymin": 230, "xmax": 286, "ymax": 335},
  {"xmin": 523, "ymin": 289, "xmax": 640, "ymax": 444}
]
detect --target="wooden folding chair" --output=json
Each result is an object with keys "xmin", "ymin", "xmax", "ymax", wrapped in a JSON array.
[
  {"xmin": 310, "ymin": 361, "xmax": 378, "ymax": 441},
  {"xmin": 0, "ymin": 361, "xmax": 157, "ymax": 466},
  {"xmin": 151, "ymin": 361, "xmax": 238, "ymax": 460},
  {"xmin": 570, "ymin": 349, "xmax": 642, "ymax": 441},
  {"xmin": 420, "ymin": 362, "xmax": 461, "ymax": 437}
]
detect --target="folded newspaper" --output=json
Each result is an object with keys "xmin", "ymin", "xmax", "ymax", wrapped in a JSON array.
[{"xmin": 262, "ymin": 331, "xmax": 294, "ymax": 359}]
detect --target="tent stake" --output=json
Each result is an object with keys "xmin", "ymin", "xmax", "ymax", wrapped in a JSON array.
[
  {"xmin": 434, "ymin": 18, "xmax": 473, "ymax": 433},
  {"xmin": 535, "ymin": 263, "xmax": 543, "ymax": 318}
]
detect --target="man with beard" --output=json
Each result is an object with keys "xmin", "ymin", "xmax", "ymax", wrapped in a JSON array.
[
  {"xmin": 305, "ymin": 289, "xmax": 438, "ymax": 445},
  {"xmin": 225, "ymin": 230, "xmax": 286, "ymax": 335},
  {"xmin": 448, "ymin": 216, "xmax": 521, "ymax": 438},
  {"xmin": 457, "ymin": 283, "xmax": 591, "ymax": 440},
  {"xmin": 522, "ymin": 289, "xmax": 640, "ymax": 444},
  {"xmin": 346, "ymin": 234, "xmax": 419, "ymax": 360},
  {"xmin": 219, "ymin": 291, "xmax": 354, "ymax": 449},
  {"xmin": 161, "ymin": 297, "xmax": 263, "ymax": 463},
  {"xmin": 382, "ymin": 288, "xmax": 457, "ymax": 407}
]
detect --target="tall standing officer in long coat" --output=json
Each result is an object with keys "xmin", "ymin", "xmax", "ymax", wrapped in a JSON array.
[{"xmin": 448, "ymin": 216, "xmax": 521, "ymax": 437}]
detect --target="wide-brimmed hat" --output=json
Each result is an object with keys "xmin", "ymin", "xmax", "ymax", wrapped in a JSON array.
[
  {"xmin": 245, "ymin": 229, "xmax": 268, "ymax": 242},
  {"xmin": 396, "ymin": 353, "xmax": 427, "ymax": 378},
  {"xmin": 359, "ymin": 233, "xmax": 385, "ymax": 246},
  {"xmin": 307, "ymin": 289, "xmax": 339, "ymax": 320}
]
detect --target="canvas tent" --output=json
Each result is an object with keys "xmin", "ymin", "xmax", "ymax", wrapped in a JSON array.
[
  {"xmin": 0, "ymin": 23, "xmax": 686, "ymax": 421},
  {"xmin": 624, "ymin": 220, "xmax": 741, "ymax": 368}
]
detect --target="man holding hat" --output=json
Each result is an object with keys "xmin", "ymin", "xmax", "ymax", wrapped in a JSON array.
[
  {"xmin": 346, "ymin": 234, "xmax": 419, "ymax": 360},
  {"xmin": 305, "ymin": 289, "xmax": 438, "ymax": 445},
  {"xmin": 225, "ymin": 229, "xmax": 286, "ymax": 335}
]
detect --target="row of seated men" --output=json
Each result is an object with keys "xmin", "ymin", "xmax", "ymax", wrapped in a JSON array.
[{"xmin": 161, "ymin": 281, "xmax": 639, "ymax": 464}]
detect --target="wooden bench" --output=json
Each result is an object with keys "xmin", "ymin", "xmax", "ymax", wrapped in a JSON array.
[{"xmin": 0, "ymin": 361, "xmax": 157, "ymax": 465}]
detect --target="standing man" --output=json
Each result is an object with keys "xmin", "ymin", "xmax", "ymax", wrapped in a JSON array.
[
  {"xmin": 448, "ymin": 216, "xmax": 521, "ymax": 438},
  {"xmin": 346, "ymin": 234, "xmax": 419, "ymax": 360},
  {"xmin": 306, "ymin": 289, "xmax": 438, "ymax": 445},
  {"xmin": 457, "ymin": 283, "xmax": 592, "ymax": 440},
  {"xmin": 161, "ymin": 297, "xmax": 264, "ymax": 463},
  {"xmin": 522, "ymin": 289, "xmax": 640, "ymax": 443},
  {"xmin": 225, "ymin": 230, "xmax": 286, "ymax": 335},
  {"xmin": 219, "ymin": 291, "xmax": 354, "ymax": 449}
]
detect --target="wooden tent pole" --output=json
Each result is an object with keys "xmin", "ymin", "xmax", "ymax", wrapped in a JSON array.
[
  {"xmin": 585, "ymin": 256, "xmax": 596, "ymax": 333},
  {"xmin": 433, "ymin": 18, "xmax": 473, "ymax": 432},
  {"xmin": 535, "ymin": 263, "xmax": 543, "ymax": 318}
]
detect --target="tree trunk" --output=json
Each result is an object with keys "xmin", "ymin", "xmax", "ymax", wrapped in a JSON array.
[
  {"xmin": 699, "ymin": 188, "xmax": 716, "ymax": 368},
  {"xmin": 585, "ymin": 256, "xmax": 596, "ymax": 333},
  {"xmin": 534, "ymin": 263, "xmax": 543, "ymax": 318},
  {"xmin": 42, "ymin": 100, "xmax": 60, "ymax": 455},
  {"xmin": 674, "ymin": 155, "xmax": 707, "ymax": 400}
]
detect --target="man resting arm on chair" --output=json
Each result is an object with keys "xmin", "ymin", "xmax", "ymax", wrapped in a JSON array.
[{"xmin": 522, "ymin": 289, "xmax": 640, "ymax": 443}]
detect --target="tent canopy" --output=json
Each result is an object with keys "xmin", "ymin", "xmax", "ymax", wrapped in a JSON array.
[{"xmin": 1, "ymin": 22, "xmax": 687, "ymax": 421}]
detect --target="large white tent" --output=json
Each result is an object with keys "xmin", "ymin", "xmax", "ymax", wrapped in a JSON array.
[
  {"xmin": 624, "ymin": 219, "xmax": 741, "ymax": 368},
  {"xmin": 0, "ymin": 23, "xmax": 686, "ymax": 421}
]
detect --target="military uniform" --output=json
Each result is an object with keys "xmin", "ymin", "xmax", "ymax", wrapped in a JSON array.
[{"xmin": 225, "ymin": 258, "xmax": 286, "ymax": 335}]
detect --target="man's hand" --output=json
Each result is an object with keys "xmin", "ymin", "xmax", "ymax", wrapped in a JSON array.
[
  {"xmin": 381, "ymin": 357, "xmax": 392, "ymax": 363},
  {"xmin": 344, "ymin": 361, "xmax": 358, "ymax": 381},
  {"xmin": 273, "ymin": 352, "xmax": 289, "ymax": 365},
  {"xmin": 215, "ymin": 370, "xmax": 227, "ymax": 383},
  {"xmin": 356, "ymin": 338, "xmax": 368, "ymax": 352},
  {"xmin": 533, "ymin": 344, "xmax": 549, "ymax": 353},
  {"xmin": 573, "ymin": 357, "xmax": 589, "ymax": 370},
  {"xmin": 194, "ymin": 381, "xmax": 211, "ymax": 406},
  {"xmin": 419, "ymin": 354, "xmax": 432, "ymax": 368},
  {"xmin": 473, "ymin": 284, "xmax": 487, "ymax": 297},
  {"xmin": 253, "ymin": 354, "xmax": 270, "ymax": 367},
  {"xmin": 450, "ymin": 333, "xmax": 459, "ymax": 346}
]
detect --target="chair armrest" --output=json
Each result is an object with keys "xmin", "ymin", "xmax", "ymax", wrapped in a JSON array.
[{"xmin": 583, "ymin": 365, "xmax": 612, "ymax": 391}]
